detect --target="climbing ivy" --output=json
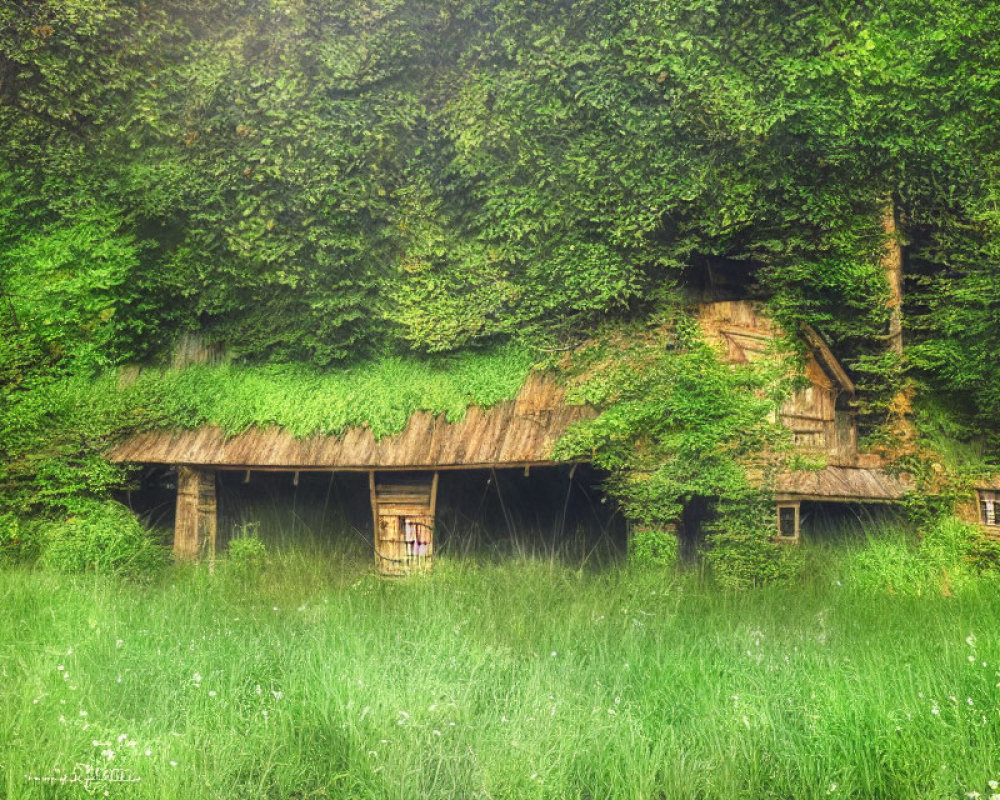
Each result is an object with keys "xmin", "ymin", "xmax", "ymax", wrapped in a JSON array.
[{"xmin": 553, "ymin": 305, "xmax": 802, "ymax": 587}]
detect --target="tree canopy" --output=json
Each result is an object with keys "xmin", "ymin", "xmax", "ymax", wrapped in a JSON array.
[{"xmin": 2, "ymin": 0, "xmax": 999, "ymax": 575}]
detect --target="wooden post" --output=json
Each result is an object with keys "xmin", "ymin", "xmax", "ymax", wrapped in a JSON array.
[
  {"xmin": 175, "ymin": 466, "xmax": 217, "ymax": 562},
  {"xmin": 430, "ymin": 471, "xmax": 440, "ymax": 518}
]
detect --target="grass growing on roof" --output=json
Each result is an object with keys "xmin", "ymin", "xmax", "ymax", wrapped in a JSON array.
[
  {"xmin": 0, "ymin": 342, "xmax": 537, "ymax": 523},
  {"xmin": 147, "ymin": 342, "xmax": 537, "ymax": 438}
]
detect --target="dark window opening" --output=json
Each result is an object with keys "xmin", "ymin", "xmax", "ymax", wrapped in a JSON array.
[{"xmin": 777, "ymin": 504, "xmax": 799, "ymax": 540}]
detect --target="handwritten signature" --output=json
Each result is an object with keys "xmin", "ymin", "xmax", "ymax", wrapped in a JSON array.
[{"xmin": 25, "ymin": 762, "xmax": 141, "ymax": 794}]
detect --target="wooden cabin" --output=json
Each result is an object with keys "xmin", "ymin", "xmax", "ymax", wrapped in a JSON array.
[
  {"xmin": 109, "ymin": 373, "xmax": 594, "ymax": 574},
  {"xmin": 108, "ymin": 301, "xmax": 909, "ymax": 569},
  {"xmin": 699, "ymin": 302, "xmax": 909, "ymax": 541}
]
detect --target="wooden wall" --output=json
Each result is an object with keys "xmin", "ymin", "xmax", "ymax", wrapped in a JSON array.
[
  {"xmin": 698, "ymin": 301, "xmax": 858, "ymax": 466},
  {"xmin": 370, "ymin": 472, "xmax": 438, "ymax": 576}
]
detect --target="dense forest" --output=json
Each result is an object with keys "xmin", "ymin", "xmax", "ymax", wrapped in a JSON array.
[{"xmin": 1, "ymin": 0, "xmax": 999, "ymax": 581}]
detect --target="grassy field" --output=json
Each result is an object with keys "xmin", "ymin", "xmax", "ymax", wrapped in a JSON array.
[{"xmin": 3, "ymin": 533, "xmax": 1000, "ymax": 799}]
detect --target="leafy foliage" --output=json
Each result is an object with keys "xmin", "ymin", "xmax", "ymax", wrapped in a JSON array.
[
  {"xmin": 38, "ymin": 499, "xmax": 167, "ymax": 576},
  {"xmin": 554, "ymin": 306, "xmax": 801, "ymax": 586},
  {"xmin": 2, "ymin": 0, "xmax": 1000, "ymax": 574},
  {"xmin": 0, "ymin": 344, "xmax": 534, "ymax": 523},
  {"xmin": 843, "ymin": 517, "xmax": 997, "ymax": 597}
]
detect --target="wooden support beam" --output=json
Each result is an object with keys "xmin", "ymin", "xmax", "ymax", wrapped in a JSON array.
[
  {"xmin": 368, "ymin": 470, "xmax": 378, "ymax": 542},
  {"xmin": 175, "ymin": 466, "xmax": 217, "ymax": 562},
  {"xmin": 430, "ymin": 471, "xmax": 439, "ymax": 519}
]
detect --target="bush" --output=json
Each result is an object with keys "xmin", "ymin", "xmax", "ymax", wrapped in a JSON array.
[
  {"xmin": 702, "ymin": 501, "xmax": 803, "ymax": 590},
  {"xmin": 0, "ymin": 513, "xmax": 43, "ymax": 565},
  {"xmin": 843, "ymin": 516, "xmax": 989, "ymax": 596},
  {"xmin": 629, "ymin": 526, "xmax": 679, "ymax": 567},
  {"xmin": 39, "ymin": 500, "xmax": 168, "ymax": 576},
  {"xmin": 224, "ymin": 527, "xmax": 267, "ymax": 580}
]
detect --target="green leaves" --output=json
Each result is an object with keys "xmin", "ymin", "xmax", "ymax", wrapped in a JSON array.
[
  {"xmin": 1, "ymin": 205, "xmax": 140, "ymax": 369},
  {"xmin": 555, "ymin": 309, "xmax": 795, "ymax": 527}
]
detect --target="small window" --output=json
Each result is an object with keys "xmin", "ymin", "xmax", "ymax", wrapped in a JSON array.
[
  {"xmin": 776, "ymin": 504, "xmax": 800, "ymax": 541},
  {"xmin": 980, "ymin": 491, "xmax": 999, "ymax": 527}
]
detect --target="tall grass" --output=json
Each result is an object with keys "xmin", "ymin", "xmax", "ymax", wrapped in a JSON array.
[{"xmin": 4, "ymin": 528, "xmax": 1000, "ymax": 799}]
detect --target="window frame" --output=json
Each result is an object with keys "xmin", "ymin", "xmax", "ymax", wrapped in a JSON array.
[
  {"xmin": 979, "ymin": 490, "xmax": 998, "ymax": 527},
  {"xmin": 775, "ymin": 502, "xmax": 800, "ymax": 542}
]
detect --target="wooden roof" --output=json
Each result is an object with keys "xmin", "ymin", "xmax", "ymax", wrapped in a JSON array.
[
  {"xmin": 107, "ymin": 373, "xmax": 597, "ymax": 470},
  {"xmin": 110, "ymin": 303, "xmax": 906, "ymax": 504},
  {"xmin": 775, "ymin": 466, "xmax": 911, "ymax": 503}
]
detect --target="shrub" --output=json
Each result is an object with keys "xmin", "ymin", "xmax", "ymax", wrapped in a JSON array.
[
  {"xmin": 39, "ymin": 500, "xmax": 167, "ymax": 576},
  {"xmin": 842, "ymin": 516, "xmax": 988, "ymax": 596},
  {"xmin": 0, "ymin": 513, "xmax": 43, "ymax": 565},
  {"xmin": 702, "ymin": 500, "xmax": 803, "ymax": 590},
  {"xmin": 224, "ymin": 528, "xmax": 267, "ymax": 580},
  {"xmin": 629, "ymin": 526, "xmax": 679, "ymax": 567}
]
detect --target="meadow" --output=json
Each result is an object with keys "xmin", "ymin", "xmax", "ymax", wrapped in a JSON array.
[{"xmin": 3, "ymin": 529, "xmax": 1000, "ymax": 800}]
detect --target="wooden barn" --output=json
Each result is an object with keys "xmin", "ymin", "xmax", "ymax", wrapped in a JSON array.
[
  {"xmin": 109, "ymin": 374, "xmax": 595, "ymax": 574},
  {"xmin": 698, "ymin": 302, "xmax": 910, "ymax": 540},
  {"xmin": 108, "ymin": 301, "xmax": 910, "ymax": 571}
]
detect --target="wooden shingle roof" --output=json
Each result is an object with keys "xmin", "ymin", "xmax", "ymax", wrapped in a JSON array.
[{"xmin": 107, "ymin": 373, "xmax": 595, "ymax": 470}]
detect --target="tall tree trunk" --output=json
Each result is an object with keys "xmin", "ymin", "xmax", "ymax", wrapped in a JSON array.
[
  {"xmin": 882, "ymin": 202, "xmax": 904, "ymax": 358},
  {"xmin": 881, "ymin": 200, "xmax": 915, "ymax": 439}
]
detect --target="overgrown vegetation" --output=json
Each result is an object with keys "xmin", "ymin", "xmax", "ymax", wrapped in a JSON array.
[
  {"xmin": 2, "ymin": 0, "xmax": 1000, "ymax": 426},
  {"xmin": 1, "ymin": 0, "xmax": 999, "ymax": 579},
  {"xmin": 0, "ymin": 344, "xmax": 534, "ymax": 549},
  {"xmin": 554, "ymin": 308, "xmax": 802, "ymax": 587}
]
